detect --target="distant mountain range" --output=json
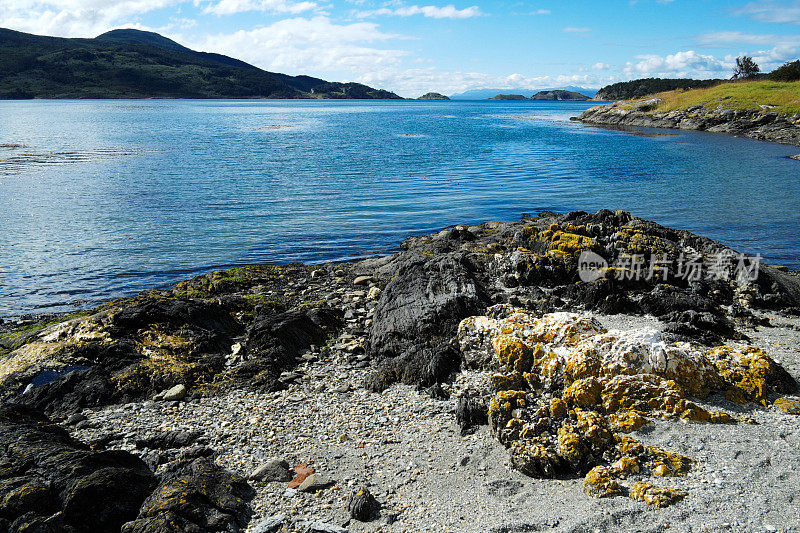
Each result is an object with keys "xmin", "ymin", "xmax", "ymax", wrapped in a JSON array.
[
  {"xmin": 450, "ymin": 86, "xmax": 598, "ymax": 100},
  {"xmin": 0, "ymin": 28, "xmax": 402, "ymax": 99}
]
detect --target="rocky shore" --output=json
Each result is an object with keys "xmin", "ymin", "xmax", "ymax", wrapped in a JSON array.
[
  {"xmin": 2, "ymin": 210, "xmax": 800, "ymax": 532},
  {"xmin": 576, "ymin": 102, "xmax": 800, "ymax": 147}
]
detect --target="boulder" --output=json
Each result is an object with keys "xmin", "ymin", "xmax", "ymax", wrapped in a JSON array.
[
  {"xmin": 121, "ymin": 457, "xmax": 255, "ymax": 532},
  {"xmin": 0, "ymin": 404, "xmax": 157, "ymax": 532},
  {"xmin": 365, "ymin": 254, "xmax": 490, "ymax": 390}
]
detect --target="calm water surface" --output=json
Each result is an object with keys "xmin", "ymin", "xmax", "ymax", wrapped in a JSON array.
[{"xmin": 1, "ymin": 99, "xmax": 798, "ymax": 316}]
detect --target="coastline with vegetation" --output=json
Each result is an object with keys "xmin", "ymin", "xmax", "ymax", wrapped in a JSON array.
[
  {"xmin": 2, "ymin": 210, "xmax": 800, "ymax": 532},
  {"xmin": 576, "ymin": 80, "xmax": 800, "ymax": 147}
]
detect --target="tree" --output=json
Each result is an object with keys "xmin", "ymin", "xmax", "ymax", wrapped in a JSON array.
[
  {"xmin": 731, "ymin": 56, "xmax": 760, "ymax": 80},
  {"xmin": 769, "ymin": 60, "xmax": 800, "ymax": 82}
]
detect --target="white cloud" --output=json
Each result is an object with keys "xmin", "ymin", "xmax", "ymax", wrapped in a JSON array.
[
  {"xmin": 563, "ymin": 26, "xmax": 590, "ymax": 33},
  {"xmin": 356, "ymin": 4, "xmax": 481, "ymax": 19},
  {"xmin": 0, "ymin": 0, "xmax": 181, "ymax": 36},
  {"xmin": 735, "ymin": 1, "xmax": 800, "ymax": 24},
  {"xmin": 531, "ymin": 9, "xmax": 550, "ymax": 15},
  {"xmin": 698, "ymin": 31, "xmax": 800, "ymax": 47},
  {"xmin": 592, "ymin": 62, "xmax": 610, "ymax": 70},
  {"xmin": 190, "ymin": 16, "xmax": 407, "ymax": 76},
  {"xmin": 623, "ymin": 50, "xmax": 732, "ymax": 78},
  {"xmin": 202, "ymin": 0, "xmax": 317, "ymax": 15}
]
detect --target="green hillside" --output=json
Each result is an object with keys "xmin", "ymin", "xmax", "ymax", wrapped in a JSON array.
[{"xmin": 0, "ymin": 28, "xmax": 402, "ymax": 100}]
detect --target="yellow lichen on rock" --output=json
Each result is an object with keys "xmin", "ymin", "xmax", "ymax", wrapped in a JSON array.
[
  {"xmin": 774, "ymin": 397, "xmax": 800, "ymax": 415},
  {"xmin": 584, "ymin": 466, "xmax": 624, "ymax": 498},
  {"xmin": 608, "ymin": 410, "xmax": 649, "ymax": 433},
  {"xmin": 708, "ymin": 345, "xmax": 796, "ymax": 406},
  {"xmin": 630, "ymin": 481, "xmax": 686, "ymax": 508},
  {"xmin": 458, "ymin": 305, "xmax": 797, "ymax": 509}
]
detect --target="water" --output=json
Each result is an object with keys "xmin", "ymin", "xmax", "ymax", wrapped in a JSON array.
[{"xmin": 1, "ymin": 99, "xmax": 798, "ymax": 316}]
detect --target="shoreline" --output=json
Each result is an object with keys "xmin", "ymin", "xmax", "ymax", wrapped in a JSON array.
[
  {"xmin": 2, "ymin": 210, "xmax": 800, "ymax": 532},
  {"xmin": 575, "ymin": 103, "xmax": 800, "ymax": 148}
]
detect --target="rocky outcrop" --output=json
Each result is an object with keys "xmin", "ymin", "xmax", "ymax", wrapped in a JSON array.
[
  {"xmin": 576, "ymin": 104, "xmax": 800, "ymax": 146},
  {"xmin": 121, "ymin": 457, "xmax": 254, "ymax": 532},
  {"xmin": 0, "ymin": 404, "xmax": 158, "ymax": 532},
  {"xmin": 457, "ymin": 305, "xmax": 797, "ymax": 505},
  {"xmin": 417, "ymin": 92, "xmax": 450, "ymax": 100}
]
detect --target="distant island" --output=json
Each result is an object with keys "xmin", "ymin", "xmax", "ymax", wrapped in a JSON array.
[
  {"xmin": 488, "ymin": 90, "xmax": 590, "ymax": 101},
  {"xmin": 417, "ymin": 92, "xmax": 450, "ymax": 100},
  {"xmin": 0, "ymin": 28, "xmax": 402, "ymax": 99},
  {"xmin": 450, "ymin": 86, "xmax": 596, "ymax": 100}
]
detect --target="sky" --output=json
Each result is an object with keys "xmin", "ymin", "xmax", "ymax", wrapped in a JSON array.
[{"xmin": 1, "ymin": 0, "xmax": 799, "ymax": 97}]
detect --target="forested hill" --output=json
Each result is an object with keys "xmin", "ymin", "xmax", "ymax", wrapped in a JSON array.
[
  {"xmin": 595, "ymin": 78, "xmax": 721, "ymax": 101},
  {"xmin": 0, "ymin": 28, "xmax": 402, "ymax": 99}
]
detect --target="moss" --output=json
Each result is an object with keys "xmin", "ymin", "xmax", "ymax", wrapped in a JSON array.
[{"xmin": 298, "ymin": 299, "xmax": 326, "ymax": 309}]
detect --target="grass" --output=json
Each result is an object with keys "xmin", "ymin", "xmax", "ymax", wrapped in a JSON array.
[{"xmin": 623, "ymin": 80, "xmax": 800, "ymax": 115}]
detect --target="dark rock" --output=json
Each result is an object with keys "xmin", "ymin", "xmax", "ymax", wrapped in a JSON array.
[
  {"xmin": 346, "ymin": 487, "xmax": 379, "ymax": 521},
  {"xmin": 456, "ymin": 394, "xmax": 488, "ymax": 435},
  {"xmin": 121, "ymin": 457, "xmax": 255, "ymax": 533},
  {"xmin": 0, "ymin": 404, "xmax": 157, "ymax": 532},
  {"xmin": 366, "ymin": 254, "xmax": 489, "ymax": 390},
  {"xmin": 230, "ymin": 308, "xmax": 341, "ymax": 391},
  {"xmin": 426, "ymin": 382, "xmax": 450, "ymax": 400}
]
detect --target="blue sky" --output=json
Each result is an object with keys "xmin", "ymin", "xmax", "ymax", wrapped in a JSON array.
[{"xmin": 2, "ymin": 0, "xmax": 799, "ymax": 96}]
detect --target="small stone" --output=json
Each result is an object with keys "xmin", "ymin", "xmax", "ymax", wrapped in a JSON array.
[
  {"xmin": 298, "ymin": 473, "xmax": 332, "ymax": 492},
  {"xmin": 302, "ymin": 522, "xmax": 348, "ymax": 533},
  {"xmin": 162, "ymin": 384, "xmax": 187, "ymax": 401},
  {"xmin": 353, "ymin": 275, "xmax": 373, "ymax": 286},
  {"xmin": 367, "ymin": 287, "xmax": 381, "ymax": 300},
  {"xmin": 249, "ymin": 459, "xmax": 293, "ymax": 482},
  {"xmin": 66, "ymin": 413, "xmax": 87, "ymax": 425},
  {"xmin": 288, "ymin": 463, "xmax": 315, "ymax": 488},
  {"xmin": 251, "ymin": 513, "xmax": 286, "ymax": 533}
]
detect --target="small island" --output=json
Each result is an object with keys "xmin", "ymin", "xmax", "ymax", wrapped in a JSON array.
[
  {"xmin": 417, "ymin": 92, "xmax": 450, "ymax": 100},
  {"xmin": 488, "ymin": 90, "xmax": 590, "ymax": 101}
]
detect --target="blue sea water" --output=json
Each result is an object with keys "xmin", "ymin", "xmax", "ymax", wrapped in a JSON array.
[{"xmin": 0, "ymin": 99, "xmax": 798, "ymax": 316}]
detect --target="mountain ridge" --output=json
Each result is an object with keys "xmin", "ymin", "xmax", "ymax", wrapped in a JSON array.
[{"xmin": 0, "ymin": 28, "xmax": 402, "ymax": 100}]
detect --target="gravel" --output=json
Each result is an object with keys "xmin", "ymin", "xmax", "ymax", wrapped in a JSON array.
[{"xmin": 70, "ymin": 309, "xmax": 800, "ymax": 533}]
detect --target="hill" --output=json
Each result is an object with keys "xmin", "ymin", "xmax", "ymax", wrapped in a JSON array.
[
  {"xmin": 530, "ymin": 90, "xmax": 590, "ymax": 101},
  {"xmin": 417, "ymin": 92, "xmax": 450, "ymax": 100},
  {"xmin": 488, "ymin": 90, "xmax": 591, "ymax": 101},
  {"xmin": 594, "ymin": 78, "xmax": 721, "ymax": 101},
  {"xmin": 0, "ymin": 28, "xmax": 402, "ymax": 99},
  {"xmin": 451, "ymin": 86, "xmax": 597, "ymax": 100}
]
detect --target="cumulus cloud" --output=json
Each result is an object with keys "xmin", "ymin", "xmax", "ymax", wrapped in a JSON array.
[
  {"xmin": 623, "ymin": 50, "xmax": 731, "ymax": 78},
  {"xmin": 202, "ymin": 0, "xmax": 317, "ymax": 15},
  {"xmin": 592, "ymin": 62, "xmax": 610, "ymax": 70},
  {"xmin": 0, "ymin": 0, "xmax": 181, "ymax": 36},
  {"xmin": 734, "ymin": 1, "xmax": 800, "ymax": 24},
  {"xmin": 356, "ymin": 4, "xmax": 481, "ymax": 19},
  {"xmin": 190, "ymin": 16, "xmax": 407, "ymax": 76}
]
